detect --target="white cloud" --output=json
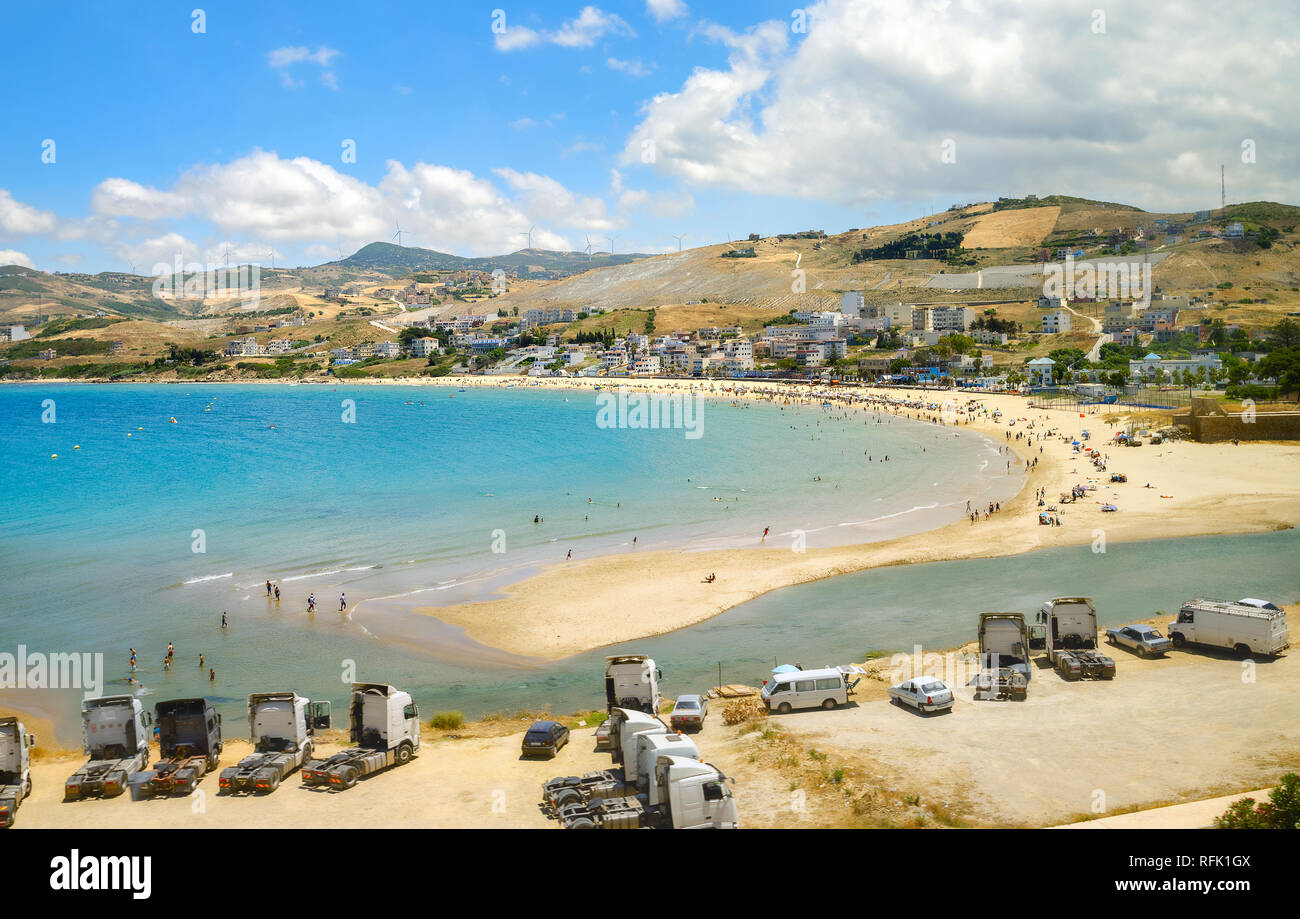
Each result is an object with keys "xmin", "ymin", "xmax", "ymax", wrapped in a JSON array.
[
  {"xmin": 267, "ymin": 45, "xmax": 341, "ymax": 90},
  {"xmin": 0, "ymin": 189, "xmax": 59, "ymax": 235},
  {"xmin": 622, "ymin": 0, "xmax": 1300, "ymax": 210},
  {"xmin": 494, "ymin": 26, "xmax": 543, "ymax": 52},
  {"xmin": 607, "ymin": 57, "xmax": 654, "ymax": 77},
  {"xmin": 495, "ymin": 6, "xmax": 633, "ymax": 52},
  {"xmin": 493, "ymin": 167, "xmax": 618, "ymax": 231},
  {"xmin": 510, "ymin": 117, "xmax": 537, "ymax": 131},
  {"xmin": 91, "ymin": 178, "xmax": 188, "ymax": 220},
  {"xmin": 646, "ymin": 0, "xmax": 688, "ymax": 22},
  {"xmin": 0, "ymin": 249, "xmax": 34, "ymax": 268}
]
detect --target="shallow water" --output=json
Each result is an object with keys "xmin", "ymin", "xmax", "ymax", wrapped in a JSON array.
[{"xmin": 1, "ymin": 382, "xmax": 1022, "ymax": 732}]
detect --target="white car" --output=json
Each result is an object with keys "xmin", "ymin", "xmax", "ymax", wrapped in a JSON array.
[{"xmin": 888, "ymin": 676, "xmax": 955, "ymax": 714}]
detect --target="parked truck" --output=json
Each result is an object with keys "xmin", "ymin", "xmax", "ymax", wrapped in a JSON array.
[
  {"xmin": 1169, "ymin": 599, "xmax": 1290, "ymax": 658},
  {"xmin": 140, "ymin": 698, "xmax": 223, "ymax": 798},
  {"xmin": 543, "ymin": 708, "xmax": 697, "ymax": 811},
  {"xmin": 1037, "ymin": 598, "xmax": 1115, "ymax": 680},
  {"xmin": 301, "ymin": 683, "xmax": 418, "ymax": 791},
  {"xmin": 64, "ymin": 695, "xmax": 151, "ymax": 800},
  {"xmin": 219, "ymin": 692, "xmax": 332, "ymax": 794},
  {"xmin": 554, "ymin": 755, "xmax": 738, "ymax": 829},
  {"xmin": 594, "ymin": 654, "xmax": 663, "ymax": 750},
  {"xmin": 974, "ymin": 613, "xmax": 1031, "ymax": 700},
  {"xmin": 0, "ymin": 717, "xmax": 35, "ymax": 828}
]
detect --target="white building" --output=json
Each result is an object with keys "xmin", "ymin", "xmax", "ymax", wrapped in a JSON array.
[
  {"xmin": 521, "ymin": 308, "xmax": 577, "ymax": 329},
  {"xmin": 841, "ymin": 291, "xmax": 866, "ymax": 318},
  {"xmin": 1042, "ymin": 311, "xmax": 1071, "ymax": 334},
  {"xmin": 373, "ymin": 341, "xmax": 401, "ymax": 359},
  {"xmin": 1026, "ymin": 356, "xmax": 1055, "ymax": 386},
  {"xmin": 632, "ymin": 354, "xmax": 661, "ymax": 376},
  {"xmin": 410, "ymin": 337, "xmax": 441, "ymax": 358}
]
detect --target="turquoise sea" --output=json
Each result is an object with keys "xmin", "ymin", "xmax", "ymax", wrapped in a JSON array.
[{"xmin": 1, "ymin": 383, "xmax": 1294, "ymax": 739}]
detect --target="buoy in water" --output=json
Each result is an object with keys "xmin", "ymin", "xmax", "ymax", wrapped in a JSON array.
[
  {"xmin": 74, "ymin": 445, "xmax": 80, "ymax": 450},
  {"xmin": 169, "ymin": 417, "xmax": 177, "ymax": 424},
  {"xmin": 51, "ymin": 453, "xmax": 58, "ymax": 459}
]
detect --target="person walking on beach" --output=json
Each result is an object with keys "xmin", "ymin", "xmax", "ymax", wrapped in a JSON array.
[
  {"xmin": 307, "ymin": 593, "xmax": 316, "ymax": 614},
  {"xmin": 273, "ymin": 584, "xmax": 280, "ymax": 602},
  {"xmin": 266, "ymin": 579, "xmax": 272, "ymax": 597},
  {"xmin": 209, "ymin": 667, "xmax": 215, "ymax": 682},
  {"xmin": 339, "ymin": 592, "xmax": 347, "ymax": 612},
  {"xmin": 566, "ymin": 549, "xmax": 572, "ymax": 560},
  {"xmin": 166, "ymin": 642, "xmax": 174, "ymax": 661},
  {"xmin": 221, "ymin": 611, "xmax": 228, "ymax": 629}
]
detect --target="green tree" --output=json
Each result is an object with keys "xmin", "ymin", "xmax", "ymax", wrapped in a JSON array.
[
  {"xmin": 1259, "ymin": 345, "xmax": 1300, "ymax": 398},
  {"xmin": 1273, "ymin": 318, "xmax": 1300, "ymax": 348}
]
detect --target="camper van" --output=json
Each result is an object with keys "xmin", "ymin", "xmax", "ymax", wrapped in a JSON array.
[
  {"xmin": 1170, "ymin": 599, "xmax": 1289, "ymax": 657},
  {"xmin": 761, "ymin": 668, "xmax": 848, "ymax": 713}
]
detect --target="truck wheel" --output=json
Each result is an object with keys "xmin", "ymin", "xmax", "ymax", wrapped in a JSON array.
[
  {"xmin": 821, "ymin": 698, "xmax": 837, "ymax": 710},
  {"xmin": 1235, "ymin": 644, "xmax": 1252, "ymax": 659},
  {"xmin": 567, "ymin": 816, "xmax": 596, "ymax": 829},
  {"xmin": 265, "ymin": 771, "xmax": 281, "ymax": 793},
  {"xmin": 778, "ymin": 703, "xmax": 792, "ymax": 714},
  {"xmin": 395, "ymin": 742, "xmax": 412, "ymax": 766},
  {"xmin": 1170, "ymin": 633, "xmax": 1185, "ymax": 648},
  {"xmin": 339, "ymin": 766, "xmax": 359, "ymax": 789},
  {"xmin": 23, "ymin": 776, "xmax": 32, "ymax": 799},
  {"xmin": 553, "ymin": 787, "xmax": 583, "ymax": 809}
]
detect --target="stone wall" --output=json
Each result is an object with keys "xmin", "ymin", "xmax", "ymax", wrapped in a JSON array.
[{"xmin": 1177, "ymin": 398, "xmax": 1300, "ymax": 442}]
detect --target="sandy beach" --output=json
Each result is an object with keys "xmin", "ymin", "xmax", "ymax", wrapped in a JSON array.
[{"xmin": 376, "ymin": 377, "xmax": 1300, "ymax": 659}]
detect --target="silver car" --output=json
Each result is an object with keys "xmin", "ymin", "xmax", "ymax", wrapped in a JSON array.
[
  {"xmin": 669, "ymin": 694, "xmax": 708, "ymax": 732},
  {"xmin": 888, "ymin": 677, "xmax": 954, "ymax": 714},
  {"xmin": 1106, "ymin": 624, "xmax": 1174, "ymax": 657}
]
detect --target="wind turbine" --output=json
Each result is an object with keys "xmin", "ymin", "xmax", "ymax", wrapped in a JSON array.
[
  {"xmin": 392, "ymin": 222, "xmax": 405, "ymax": 248},
  {"xmin": 520, "ymin": 225, "xmax": 535, "ymax": 250},
  {"xmin": 584, "ymin": 235, "xmax": 594, "ymax": 259},
  {"xmin": 607, "ymin": 234, "xmax": 618, "ymax": 255},
  {"xmin": 672, "ymin": 233, "xmax": 686, "ymax": 252}
]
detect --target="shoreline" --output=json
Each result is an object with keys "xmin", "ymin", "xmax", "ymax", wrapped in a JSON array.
[
  {"xmin": 394, "ymin": 379, "xmax": 1300, "ymax": 659},
  {"xmin": 9, "ymin": 375, "xmax": 1300, "ymax": 663}
]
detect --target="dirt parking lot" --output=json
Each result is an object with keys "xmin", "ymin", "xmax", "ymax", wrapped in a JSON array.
[{"xmin": 14, "ymin": 611, "xmax": 1298, "ymax": 829}]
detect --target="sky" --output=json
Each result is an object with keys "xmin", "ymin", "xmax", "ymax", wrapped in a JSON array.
[{"xmin": 1, "ymin": 0, "xmax": 1297, "ymax": 274}]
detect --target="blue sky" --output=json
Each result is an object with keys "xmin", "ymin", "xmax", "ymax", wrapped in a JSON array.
[{"xmin": 2, "ymin": 1, "xmax": 1296, "ymax": 273}]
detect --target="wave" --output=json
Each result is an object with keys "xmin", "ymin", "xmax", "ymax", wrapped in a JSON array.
[
  {"xmin": 280, "ymin": 564, "xmax": 381, "ymax": 583},
  {"xmin": 184, "ymin": 572, "xmax": 232, "ymax": 585}
]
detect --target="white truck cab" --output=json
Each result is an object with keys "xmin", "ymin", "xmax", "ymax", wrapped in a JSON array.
[
  {"xmin": 658, "ymin": 756, "xmax": 739, "ymax": 829},
  {"xmin": 353, "ymin": 683, "xmax": 420, "ymax": 751},
  {"xmin": 604, "ymin": 655, "xmax": 662, "ymax": 715},
  {"xmin": 0, "ymin": 717, "xmax": 35, "ymax": 828}
]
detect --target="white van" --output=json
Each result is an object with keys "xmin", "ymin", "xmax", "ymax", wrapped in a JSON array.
[
  {"xmin": 1170, "ymin": 599, "xmax": 1290, "ymax": 657},
  {"xmin": 761, "ymin": 668, "xmax": 848, "ymax": 713}
]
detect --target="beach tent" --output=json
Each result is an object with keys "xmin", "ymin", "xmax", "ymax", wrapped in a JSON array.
[{"xmin": 772, "ymin": 664, "xmax": 800, "ymax": 675}]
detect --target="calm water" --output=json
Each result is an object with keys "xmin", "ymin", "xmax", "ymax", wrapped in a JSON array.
[
  {"xmin": 4, "ymin": 384, "xmax": 1293, "ymax": 739},
  {"xmin": 1, "ymin": 382, "xmax": 1022, "ymax": 736}
]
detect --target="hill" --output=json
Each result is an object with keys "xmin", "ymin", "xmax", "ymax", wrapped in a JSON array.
[{"xmin": 326, "ymin": 242, "xmax": 654, "ymax": 279}]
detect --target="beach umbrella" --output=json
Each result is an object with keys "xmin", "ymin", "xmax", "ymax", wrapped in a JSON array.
[{"xmin": 772, "ymin": 664, "xmax": 800, "ymax": 674}]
